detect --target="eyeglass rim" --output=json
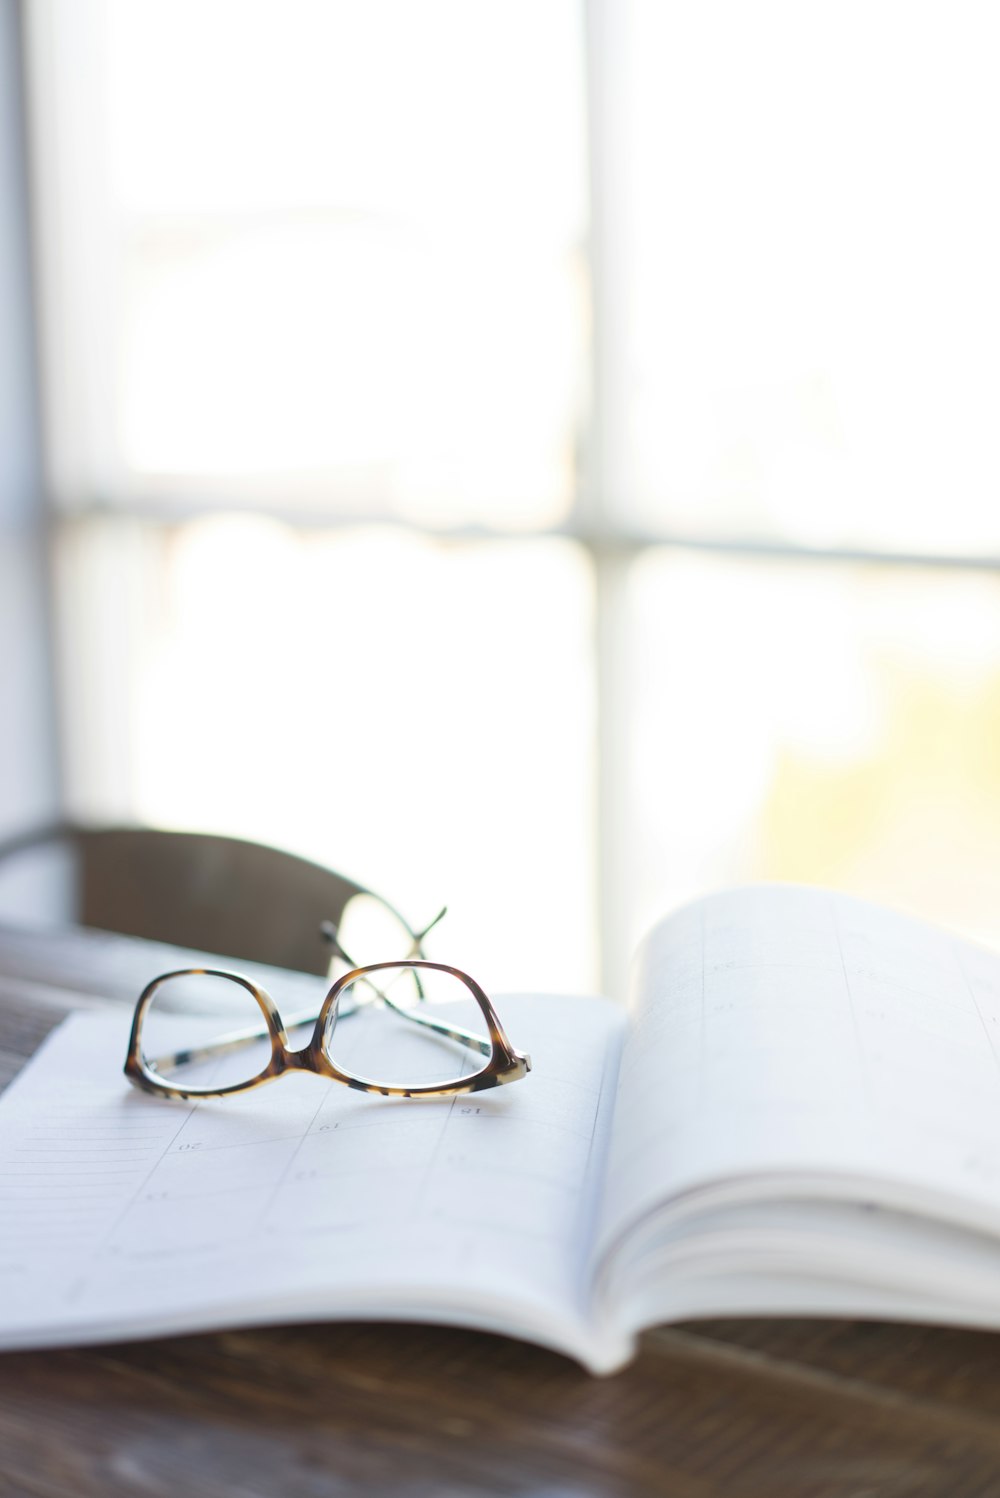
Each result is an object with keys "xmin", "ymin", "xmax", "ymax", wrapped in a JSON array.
[{"xmin": 124, "ymin": 959, "xmax": 530, "ymax": 1102}]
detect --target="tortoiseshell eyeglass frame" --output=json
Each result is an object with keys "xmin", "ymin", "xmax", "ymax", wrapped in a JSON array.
[{"xmin": 124, "ymin": 959, "xmax": 532, "ymax": 1103}]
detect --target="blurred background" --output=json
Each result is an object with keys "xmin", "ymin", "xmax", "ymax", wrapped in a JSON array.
[{"xmin": 3, "ymin": 0, "xmax": 1000, "ymax": 997}]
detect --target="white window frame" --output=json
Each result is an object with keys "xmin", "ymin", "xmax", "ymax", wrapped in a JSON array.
[{"xmin": 20, "ymin": 0, "xmax": 1000, "ymax": 996}]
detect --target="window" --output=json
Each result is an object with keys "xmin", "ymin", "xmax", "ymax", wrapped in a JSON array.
[{"xmin": 25, "ymin": 0, "xmax": 1000, "ymax": 996}]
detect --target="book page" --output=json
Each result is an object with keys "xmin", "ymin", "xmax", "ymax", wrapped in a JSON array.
[
  {"xmin": 0, "ymin": 991, "xmax": 625, "ymax": 1368},
  {"xmin": 596, "ymin": 884, "xmax": 1000, "ymax": 1277}
]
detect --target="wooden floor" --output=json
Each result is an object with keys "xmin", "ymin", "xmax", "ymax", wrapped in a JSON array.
[{"xmin": 3, "ymin": 925, "xmax": 1000, "ymax": 1497}]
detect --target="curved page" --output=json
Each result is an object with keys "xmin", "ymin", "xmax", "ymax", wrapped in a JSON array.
[
  {"xmin": 596, "ymin": 885, "xmax": 1000, "ymax": 1310},
  {"xmin": 0, "ymin": 992, "xmax": 625, "ymax": 1371}
]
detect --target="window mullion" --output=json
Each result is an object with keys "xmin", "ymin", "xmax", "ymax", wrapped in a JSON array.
[{"xmin": 582, "ymin": 0, "xmax": 633, "ymax": 997}]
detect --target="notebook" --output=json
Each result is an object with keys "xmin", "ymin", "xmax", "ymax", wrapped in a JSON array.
[{"xmin": 4, "ymin": 883, "xmax": 1000, "ymax": 1375}]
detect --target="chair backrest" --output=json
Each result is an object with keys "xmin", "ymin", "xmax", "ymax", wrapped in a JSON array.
[{"xmin": 0, "ymin": 823, "xmax": 380, "ymax": 975}]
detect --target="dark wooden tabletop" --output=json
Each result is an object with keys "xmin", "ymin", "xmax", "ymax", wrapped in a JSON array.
[{"xmin": 3, "ymin": 925, "xmax": 1000, "ymax": 1498}]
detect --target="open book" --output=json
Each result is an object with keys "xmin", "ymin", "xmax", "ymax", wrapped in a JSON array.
[{"xmin": 4, "ymin": 883, "xmax": 1000, "ymax": 1374}]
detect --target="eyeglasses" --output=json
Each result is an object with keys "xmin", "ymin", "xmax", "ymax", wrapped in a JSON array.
[{"xmin": 124, "ymin": 921, "xmax": 531, "ymax": 1102}]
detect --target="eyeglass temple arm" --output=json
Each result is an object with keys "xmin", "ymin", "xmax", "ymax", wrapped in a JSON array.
[
  {"xmin": 143, "ymin": 1018, "xmax": 282, "ymax": 1078},
  {"xmin": 340, "ymin": 968, "xmax": 493, "ymax": 1057},
  {"xmin": 319, "ymin": 906, "xmax": 448, "ymax": 981},
  {"xmin": 380, "ymin": 993, "xmax": 493, "ymax": 1057}
]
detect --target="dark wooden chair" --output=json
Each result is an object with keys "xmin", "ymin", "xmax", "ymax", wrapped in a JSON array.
[{"xmin": 0, "ymin": 822, "xmax": 404, "ymax": 976}]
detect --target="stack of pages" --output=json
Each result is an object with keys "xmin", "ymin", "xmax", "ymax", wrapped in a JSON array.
[{"xmin": 3, "ymin": 884, "xmax": 1000, "ymax": 1374}]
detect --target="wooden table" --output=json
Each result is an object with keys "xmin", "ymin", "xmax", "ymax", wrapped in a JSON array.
[{"xmin": 3, "ymin": 925, "xmax": 1000, "ymax": 1498}]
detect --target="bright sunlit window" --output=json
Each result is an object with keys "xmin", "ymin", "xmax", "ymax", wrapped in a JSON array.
[{"xmin": 25, "ymin": 0, "xmax": 1000, "ymax": 996}]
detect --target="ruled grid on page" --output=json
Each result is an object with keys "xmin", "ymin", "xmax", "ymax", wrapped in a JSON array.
[
  {"xmin": 0, "ymin": 993, "xmax": 624, "ymax": 1346},
  {"xmin": 598, "ymin": 885, "xmax": 1000, "ymax": 1259}
]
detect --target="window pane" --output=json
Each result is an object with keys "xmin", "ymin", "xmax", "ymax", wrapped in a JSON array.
[
  {"xmin": 35, "ymin": 0, "xmax": 588, "ymax": 528},
  {"xmin": 619, "ymin": 552, "xmax": 1000, "ymax": 975},
  {"xmin": 610, "ymin": 1, "xmax": 1000, "ymax": 553},
  {"xmin": 56, "ymin": 519, "xmax": 598, "ymax": 993}
]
